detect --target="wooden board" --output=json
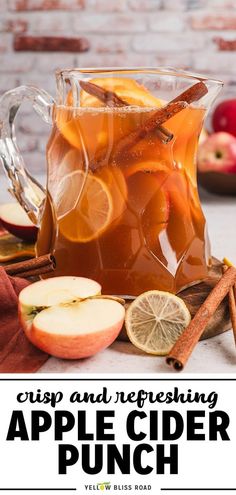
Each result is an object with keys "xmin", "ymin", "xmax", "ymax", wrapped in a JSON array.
[{"xmin": 118, "ymin": 257, "xmax": 231, "ymax": 342}]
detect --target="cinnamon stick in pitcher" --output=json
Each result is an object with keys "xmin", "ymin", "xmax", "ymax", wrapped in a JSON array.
[
  {"xmin": 4, "ymin": 254, "xmax": 56, "ymax": 278},
  {"xmin": 172, "ymin": 81, "xmax": 208, "ymax": 104},
  {"xmin": 166, "ymin": 265, "xmax": 236, "ymax": 371},
  {"xmin": 113, "ymin": 81, "xmax": 208, "ymax": 158},
  {"xmin": 80, "ymin": 80, "xmax": 127, "ymax": 107},
  {"xmin": 79, "ymin": 80, "xmax": 173, "ymax": 144},
  {"xmin": 113, "ymin": 100, "xmax": 188, "ymax": 158}
]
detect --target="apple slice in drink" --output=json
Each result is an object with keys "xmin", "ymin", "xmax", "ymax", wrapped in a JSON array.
[
  {"xmin": 127, "ymin": 169, "xmax": 169, "ymax": 215},
  {"xmin": 164, "ymin": 171, "xmax": 196, "ymax": 263},
  {"xmin": 0, "ymin": 203, "xmax": 38, "ymax": 242},
  {"xmin": 19, "ymin": 277, "xmax": 125, "ymax": 359}
]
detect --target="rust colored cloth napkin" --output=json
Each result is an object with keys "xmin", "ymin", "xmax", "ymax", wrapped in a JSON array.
[{"xmin": 0, "ymin": 267, "xmax": 48, "ymax": 373}]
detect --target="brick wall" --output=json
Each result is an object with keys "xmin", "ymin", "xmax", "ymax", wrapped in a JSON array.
[{"xmin": 0, "ymin": 0, "xmax": 236, "ymax": 175}]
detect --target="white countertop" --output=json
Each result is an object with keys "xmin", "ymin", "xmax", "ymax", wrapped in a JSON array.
[{"xmin": 1, "ymin": 174, "xmax": 236, "ymax": 374}]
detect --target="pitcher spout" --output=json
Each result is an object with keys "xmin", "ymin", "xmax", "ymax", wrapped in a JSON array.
[{"xmin": 196, "ymin": 76, "xmax": 223, "ymax": 115}]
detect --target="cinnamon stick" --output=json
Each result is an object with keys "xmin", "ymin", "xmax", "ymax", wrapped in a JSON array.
[
  {"xmin": 223, "ymin": 263, "xmax": 236, "ymax": 346},
  {"xmin": 166, "ymin": 265, "xmax": 236, "ymax": 371},
  {"xmin": 227, "ymin": 283, "xmax": 236, "ymax": 347},
  {"xmin": 4, "ymin": 254, "xmax": 56, "ymax": 278},
  {"xmin": 80, "ymin": 80, "xmax": 127, "ymax": 107},
  {"xmin": 172, "ymin": 81, "xmax": 208, "ymax": 104},
  {"xmin": 113, "ymin": 81, "xmax": 208, "ymax": 158},
  {"xmin": 113, "ymin": 101, "xmax": 187, "ymax": 158},
  {"xmin": 79, "ymin": 79, "xmax": 173, "ymax": 144},
  {"xmin": 13, "ymin": 264, "xmax": 55, "ymax": 279}
]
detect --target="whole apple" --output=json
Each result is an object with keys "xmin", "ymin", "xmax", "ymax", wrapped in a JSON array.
[
  {"xmin": 212, "ymin": 99, "xmax": 236, "ymax": 137},
  {"xmin": 197, "ymin": 132, "xmax": 236, "ymax": 174}
]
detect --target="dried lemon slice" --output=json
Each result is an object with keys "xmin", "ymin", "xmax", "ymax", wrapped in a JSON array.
[{"xmin": 125, "ymin": 290, "xmax": 191, "ymax": 356}]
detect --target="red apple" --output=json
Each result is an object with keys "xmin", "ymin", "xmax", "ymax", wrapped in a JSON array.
[
  {"xmin": 19, "ymin": 276, "xmax": 125, "ymax": 359},
  {"xmin": 0, "ymin": 203, "xmax": 38, "ymax": 242},
  {"xmin": 197, "ymin": 132, "xmax": 236, "ymax": 174},
  {"xmin": 212, "ymin": 99, "xmax": 236, "ymax": 137}
]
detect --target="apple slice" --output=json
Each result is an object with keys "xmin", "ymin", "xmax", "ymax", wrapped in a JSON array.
[
  {"xmin": 0, "ymin": 203, "xmax": 38, "ymax": 242},
  {"xmin": 21, "ymin": 298, "xmax": 125, "ymax": 359}
]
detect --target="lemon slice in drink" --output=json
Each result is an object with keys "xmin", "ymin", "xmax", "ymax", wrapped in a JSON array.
[
  {"xmin": 58, "ymin": 170, "xmax": 113, "ymax": 243},
  {"xmin": 125, "ymin": 290, "xmax": 191, "ymax": 355},
  {"xmin": 79, "ymin": 77, "xmax": 163, "ymax": 108}
]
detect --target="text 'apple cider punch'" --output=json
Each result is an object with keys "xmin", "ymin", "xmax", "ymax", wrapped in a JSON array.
[{"xmin": 0, "ymin": 69, "xmax": 223, "ymax": 296}]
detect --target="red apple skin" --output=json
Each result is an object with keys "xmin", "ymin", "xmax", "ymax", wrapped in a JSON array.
[
  {"xmin": 197, "ymin": 132, "xmax": 236, "ymax": 174},
  {"xmin": 1, "ymin": 219, "xmax": 38, "ymax": 242},
  {"xmin": 19, "ymin": 311, "xmax": 124, "ymax": 360},
  {"xmin": 212, "ymin": 99, "xmax": 236, "ymax": 137}
]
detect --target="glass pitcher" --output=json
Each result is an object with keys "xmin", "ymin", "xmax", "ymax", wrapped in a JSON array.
[{"xmin": 0, "ymin": 68, "xmax": 222, "ymax": 296}]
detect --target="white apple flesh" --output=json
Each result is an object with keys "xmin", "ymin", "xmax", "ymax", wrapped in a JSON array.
[
  {"xmin": 0, "ymin": 203, "xmax": 38, "ymax": 242},
  {"xmin": 197, "ymin": 132, "xmax": 236, "ymax": 174},
  {"xmin": 19, "ymin": 276, "xmax": 101, "ymax": 313},
  {"xmin": 21, "ymin": 298, "xmax": 125, "ymax": 359}
]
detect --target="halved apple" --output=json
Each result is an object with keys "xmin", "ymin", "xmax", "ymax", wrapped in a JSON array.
[
  {"xmin": 0, "ymin": 203, "xmax": 38, "ymax": 242},
  {"xmin": 19, "ymin": 276, "xmax": 125, "ymax": 359},
  {"xmin": 21, "ymin": 297, "xmax": 125, "ymax": 359}
]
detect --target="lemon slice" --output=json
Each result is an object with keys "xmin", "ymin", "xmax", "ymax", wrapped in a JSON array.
[
  {"xmin": 125, "ymin": 290, "xmax": 191, "ymax": 355},
  {"xmin": 54, "ymin": 168, "xmax": 86, "ymax": 219},
  {"xmin": 78, "ymin": 77, "xmax": 163, "ymax": 108},
  {"xmin": 58, "ymin": 170, "xmax": 113, "ymax": 243}
]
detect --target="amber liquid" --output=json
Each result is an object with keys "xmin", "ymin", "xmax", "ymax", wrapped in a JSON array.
[{"xmin": 37, "ymin": 104, "xmax": 210, "ymax": 295}]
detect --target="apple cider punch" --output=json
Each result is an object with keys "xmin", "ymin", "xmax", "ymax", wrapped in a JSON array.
[{"xmin": 36, "ymin": 71, "xmax": 214, "ymax": 296}]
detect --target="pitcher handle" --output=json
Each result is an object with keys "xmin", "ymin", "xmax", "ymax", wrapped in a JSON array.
[{"xmin": 0, "ymin": 85, "xmax": 55, "ymax": 226}]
